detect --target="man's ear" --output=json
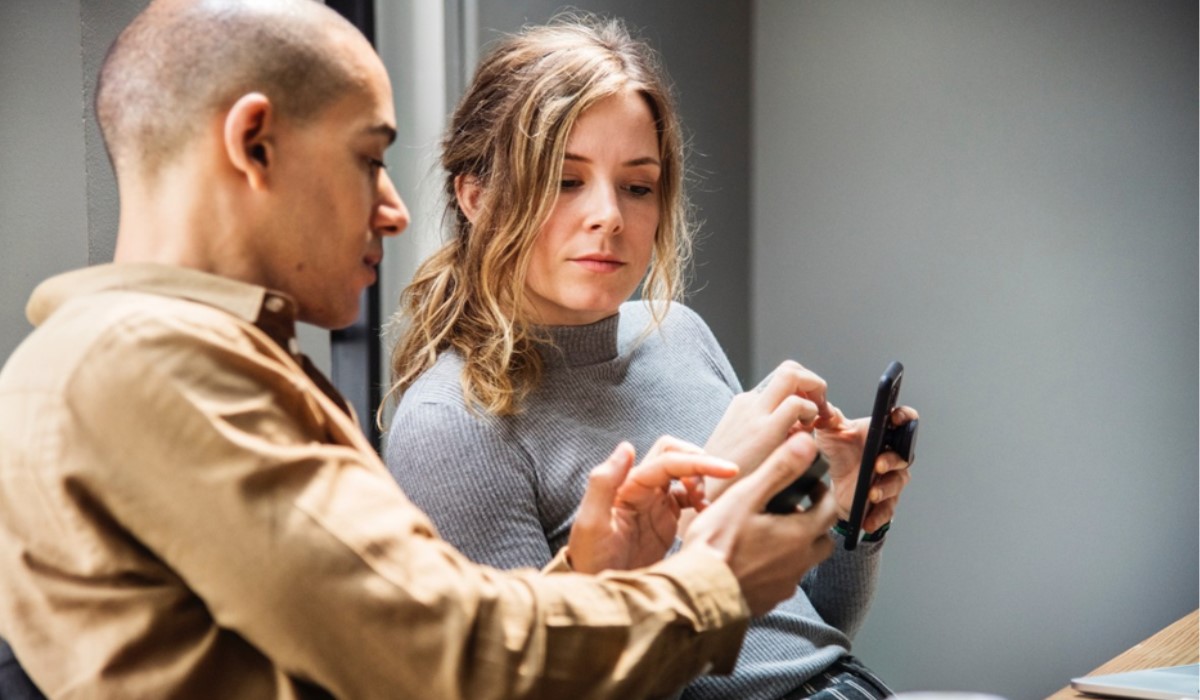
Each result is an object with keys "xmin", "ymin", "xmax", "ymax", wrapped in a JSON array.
[
  {"xmin": 224, "ymin": 93, "xmax": 274, "ymax": 190},
  {"xmin": 454, "ymin": 174, "xmax": 484, "ymax": 225}
]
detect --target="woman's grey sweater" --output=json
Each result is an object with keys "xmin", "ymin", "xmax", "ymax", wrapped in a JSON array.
[{"xmin": 384, "ymin": 302, "xmax": 884, "ymax": 700}]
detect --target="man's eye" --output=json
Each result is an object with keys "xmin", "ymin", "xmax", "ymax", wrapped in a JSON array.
[{"xmin": 368, "ymin": 158, "xmax": 387, "ymax": 172}]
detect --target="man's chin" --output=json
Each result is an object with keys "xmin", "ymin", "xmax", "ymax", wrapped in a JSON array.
[{"xmin": 300, "ymin": 303, "xmax": 361, "ymax": 331}]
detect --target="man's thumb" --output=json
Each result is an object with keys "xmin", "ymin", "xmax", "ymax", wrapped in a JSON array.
[{"xmin": 575, "ymin": 442, "xmax": 635, "ymax": 526}]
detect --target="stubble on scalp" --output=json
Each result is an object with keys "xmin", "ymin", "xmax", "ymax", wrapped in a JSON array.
[{"xmin": 95, "ymin": 0, "xmax": 368, "ymax": 183}]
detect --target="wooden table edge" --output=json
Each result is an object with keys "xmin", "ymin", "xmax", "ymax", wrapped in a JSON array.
[{"xmin": 1044, "ymin": 609, "xmax": 1198, "ymax": 700}]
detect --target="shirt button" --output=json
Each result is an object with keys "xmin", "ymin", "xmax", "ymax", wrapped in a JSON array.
[{"xmin": 265, "ymin": 295, "xmax": 285, "ymax": 314}]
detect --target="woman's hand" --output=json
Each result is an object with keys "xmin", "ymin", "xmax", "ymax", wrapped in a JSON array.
[
  {"xmin": 566, "ymin": 436, "xmax": 738, "ymax": 573},
  {"xmin": 702, "ymin": 361, "xmax": 831, "ymax": 501},
  {"xmin": 815, "ymin": 405, "xmax": 918, "ymax": 533}
]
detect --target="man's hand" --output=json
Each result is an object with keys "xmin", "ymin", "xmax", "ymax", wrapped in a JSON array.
[
  {"xmin": 682, "ymin": 432, "xmax": 837, "ymax": 617},
  {"xmin": 567, "ymin": 437, "xmax": 739, "ymax": 574},
  {"xmin": 816, "ymin": 405, "xmax": 918, "ymax": 533},
  {"xmin": 703, "ymin": 361, "xmax": 831, "ymax": 502}
]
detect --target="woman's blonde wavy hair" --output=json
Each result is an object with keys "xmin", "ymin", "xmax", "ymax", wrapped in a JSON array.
[{"xmin": 383, "ymin": 15, "xmax": 693, "ymax": 419}]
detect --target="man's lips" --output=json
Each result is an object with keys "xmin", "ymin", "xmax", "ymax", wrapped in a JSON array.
[{"xmin": 361, "ymin": 251, "xmax": 383, "ymax": 285}]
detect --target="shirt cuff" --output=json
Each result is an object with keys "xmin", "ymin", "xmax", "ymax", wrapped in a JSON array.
[
  {"xmin": 543, "ymin": 546, "xmax": 573, "ymax": 574},
  {"xmin": 647, "ymin": 547, "xmax": 751, "ymax": 674}
]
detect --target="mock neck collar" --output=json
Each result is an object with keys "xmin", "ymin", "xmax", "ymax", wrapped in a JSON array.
[{"xmin": 537, "ymin": 312, "xmax": 621, "ymax": 368}]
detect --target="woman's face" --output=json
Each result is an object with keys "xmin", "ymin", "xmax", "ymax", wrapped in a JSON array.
[{"xmin": 523, "ymin": 88, "xmax": 662, "ymax": 326}]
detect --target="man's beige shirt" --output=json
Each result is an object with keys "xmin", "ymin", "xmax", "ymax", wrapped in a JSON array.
[{"xmin": 0, "ymin": 264, "xmax": 748, "ymax": 699}]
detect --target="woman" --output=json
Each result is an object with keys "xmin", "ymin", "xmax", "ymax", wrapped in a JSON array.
[{"xmin": 383, "ymin": 16, "xmax": 914, "ymax": 700}]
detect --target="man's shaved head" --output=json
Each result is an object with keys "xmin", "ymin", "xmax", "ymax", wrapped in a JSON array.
[{"xmin": 97, "ymin": 0, "xmax": 368, "ymax": 180}]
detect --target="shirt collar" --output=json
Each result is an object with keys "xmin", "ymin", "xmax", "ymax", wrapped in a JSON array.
[{"xmin": 27, "ymin": 263, "xmax": 300, "ymax": 353}]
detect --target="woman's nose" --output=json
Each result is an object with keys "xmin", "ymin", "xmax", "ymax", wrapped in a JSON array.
[{"xmin": 584, "ymin": 183, "xmax": 623, "ymax": 234}]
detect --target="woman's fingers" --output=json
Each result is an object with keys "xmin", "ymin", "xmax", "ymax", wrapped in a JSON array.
[{"xmin": 757, "ymin": 361, "xmax": 829, "ymax": 416}]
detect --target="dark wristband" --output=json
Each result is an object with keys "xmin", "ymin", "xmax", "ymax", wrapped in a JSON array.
[{"xmin": 834, "ymin": 519, "xmax": 891, "ymax": 543}]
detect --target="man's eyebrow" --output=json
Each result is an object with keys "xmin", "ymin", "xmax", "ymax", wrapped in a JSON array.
[
  {"xmin": 365, "ymin": 123, "xmax": 397, "ymax": 145},
  {"xmin": 563, "ymin": 152, "xmax": 661, "ymax": 167}
]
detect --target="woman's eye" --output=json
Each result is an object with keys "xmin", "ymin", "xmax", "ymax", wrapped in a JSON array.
[
  {"xmin": 627, "ymin": 184, "xmax": 653, "ymax": 197},
  {"xmin": 559, "ymin": 179, "xmax": 583, "ymax": 190}
]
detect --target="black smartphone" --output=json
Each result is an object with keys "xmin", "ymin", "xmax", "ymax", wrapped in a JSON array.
[
  {"xmin": 765, "ymin": 451, "xmax": 830, "ymax": 514},
  {"xmin": 844, "ymin": 361, "xmax": 918, "ymax": 550}
]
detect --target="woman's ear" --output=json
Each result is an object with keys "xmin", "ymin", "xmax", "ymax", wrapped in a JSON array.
[
  {"xmin": 224, "ymin": 92, "xmax": 274, "ymax": 190},
  {"xmin": 454, "ymin": 174, "xmax": 484, "ymax": 225}
]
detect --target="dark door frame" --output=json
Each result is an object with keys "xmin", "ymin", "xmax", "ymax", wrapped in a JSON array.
[{"xmin": 326, "ymin": 0, "xmax": 383, "ymax": 451}]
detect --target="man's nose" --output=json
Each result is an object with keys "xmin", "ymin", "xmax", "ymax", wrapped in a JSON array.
[{"xmin": 373, "ymin": 170, "xmax": 410, "ymax": 237}]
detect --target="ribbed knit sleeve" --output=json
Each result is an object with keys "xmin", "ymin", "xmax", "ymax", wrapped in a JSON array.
[
  {"xmin": 668, "ymin": 304, "xmax": 743, "ymax": 393},
  {"xmin": 802, "ymin": 532, "xmax": 883, "ymax": 640},
  {"xmin": 385, "ymin": 396, "xmax": 553, "ymax": 571}
]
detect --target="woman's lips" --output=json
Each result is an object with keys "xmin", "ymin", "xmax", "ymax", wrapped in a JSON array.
[{"xmin": 571, "ymin": 257, "xmax": 625, "ymax": 273}]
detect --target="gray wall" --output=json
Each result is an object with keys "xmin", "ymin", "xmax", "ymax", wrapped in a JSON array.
[
  {"xmin": 1, "ymin": 1, "xmax": 91, "ymax": 362},
  {"xmin": 753, "ymin": 1, "xmax": 1198, "ymax": 697},
  {"xmin": 0, "ymin": 0, "xmax": 332, "ymax": 373},
  {"xmin": 0, "ymin": 1, "xmax": 146, "ymax": 363},
  {"xmin": 471, "ymin": 0, "xmax": 754, "ymax": 378}
]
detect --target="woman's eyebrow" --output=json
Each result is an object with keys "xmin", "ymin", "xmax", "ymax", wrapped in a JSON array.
[
  {"xmin": 563, "ymin": 152, "xmax": 660, "ymax": 167},
  {"xmin": 624, "ymin": 156, "xmax": 661, "ymax": 167}
]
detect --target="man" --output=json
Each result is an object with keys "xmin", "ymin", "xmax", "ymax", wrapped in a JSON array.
[{"xmin": 0, "ymin": 1, "xmax": 839, "ymax": 698}]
